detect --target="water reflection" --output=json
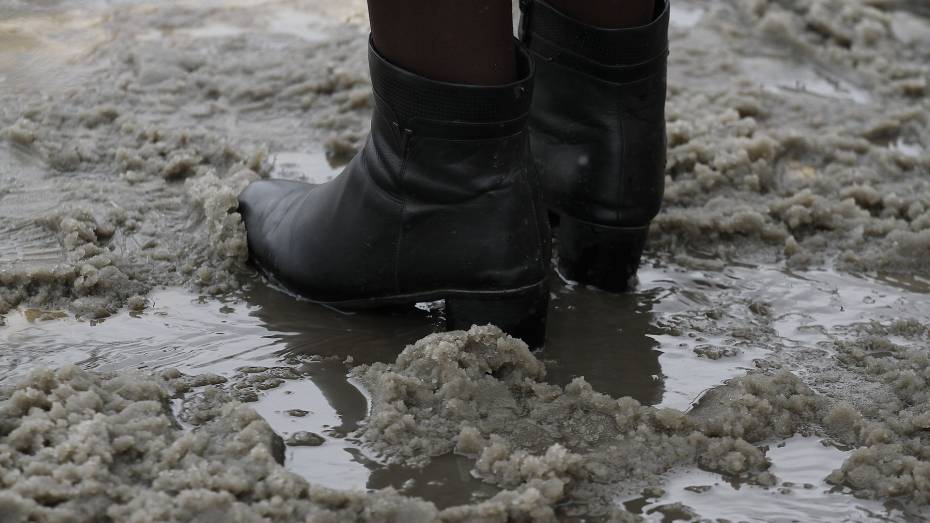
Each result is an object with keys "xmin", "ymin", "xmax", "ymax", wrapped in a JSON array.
[
  {"xmin": 363, "ymin": 453, "xmax": 499, "ymax": 509},
  {"xmin": 545, "ymin": 278, "xmax": 664, "ymax": 405},
  {"xmin": 245, "ymin": 265, "xmax": 669, "ymax": 405},
  {"xmin": 240, "ymin": 267, "xmax": 671, "ymax": 500},
  {"xmin": 740, "ymin": 55, "xmax": 872, "ymax": 104},
  {"xmin": 624, "ymin": 436, "xmax": 902, "ymax": 522},
  {"xmin": 243, "ymin": 276, "xmax": 436, "ymax": 365},
  {"xmin": 4, "ymin": 258, "xmax": 930, "ymax": 516},
  {"xmin": 2, "ymin": 0, "xmax": 929, "ymax": 517}
]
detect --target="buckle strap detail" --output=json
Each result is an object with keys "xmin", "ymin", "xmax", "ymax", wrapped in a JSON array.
[
  {"xmin": 368, "ymin": 36, "xmax": 535, "ymax": 134},
  {"xmin": 521, "ymin": 0, "xmax": 670, "ymax": 67},
  {"xmin": 529, "ymin": 35, "xmax": 668, "ymax": 85}
]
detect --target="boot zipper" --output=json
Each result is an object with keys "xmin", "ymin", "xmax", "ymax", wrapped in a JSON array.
[
  {"xmin": 392, "ymin": 121, "xmax": 414, "ymax": 157},
  {"xmin": 392, "ymin": 122, "xmax": 414, "ymax": 294},
  {"xmin": 400, "ymin": 127, "xmax": 414, "ymax": 157}
]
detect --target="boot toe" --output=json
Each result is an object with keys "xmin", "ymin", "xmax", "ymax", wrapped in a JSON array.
[
  {"xmin": 238, "ymin": 179, "xmax": 311, "ymax": 270},
  {"xmin": 238, "ymin": 179, "xmax": 304, "ymax": 224}
]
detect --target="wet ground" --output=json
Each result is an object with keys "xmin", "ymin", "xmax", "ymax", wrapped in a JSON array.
[
  {"xmin": 2, "ymin": 0, "xmax": 929, "ymax": 520},
  {"xmin": 4, "ymin": 256, "xmax": 928, "ymax": 518}
]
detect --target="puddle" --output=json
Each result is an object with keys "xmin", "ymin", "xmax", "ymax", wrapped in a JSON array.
[
  {"xmin": 889, "ymin": 138, "xmax": 923, "ymax": 158},
  {"xmin": 365, "ymin": 454, "xmax": 499, "ymax": 508},
  {"xmin": 265, "ymin": 9, "xmax": 330, "ymax": 41},
  {"xmin": 0, "ymin": 10, "xmax": 107, "ymax": 94},
  {"xmin": 889, "ymin": 0, "xmax": 930, "ymax": 19},
  {"xmin": 670, "ymin": 3, "xmax": 704, "ymax": 29},
  {"xmin": 545, "ymin": 274, "xmax": 665, "ymax": 406},
  {"xmin": 5, "ymin": 257, "xmax": 930, "ymax": 513},
  {"xmin": 2, "ymin": 0, "xmax": 930, "ymax": 518},
  {"xmin": 741, "ymin": 56, "xmax": 872, "ymax": 104},
  {"xmin": 142, "ymin": 9, "xmax": 330, "ymax": 42},
  {"xmin": 271, "ymin": 151, "xmax": 342, "ymax": 183},
  {"xmin": 624, "ymin": 436, "xmax": 903, "ymax": 522},
  {"xmin": 252, "ymin": 376, "xmax": 371, "ymax": 491},
  {"xmin": 547, "ymin": 264, "xmax": 767, "ymax": 411},
  {"xmin": 172, "ymin": 23, "xmax": 250, "ymax": 40},
  {"xmin": 873, "ymin": 272, "xmax": 930, "ymax": 295}
]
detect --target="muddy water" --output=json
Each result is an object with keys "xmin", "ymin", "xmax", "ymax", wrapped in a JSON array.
[
  {"xmin": 2, "ymin": 0, "xmax": 930, "ymax": 520},
  {"xmin": 625, "ymin": 436, "xmax": 902, "ymax": 522},
  {"xmin": 3, "ymin": 255, "xmax": 928, "ymax": 519}
]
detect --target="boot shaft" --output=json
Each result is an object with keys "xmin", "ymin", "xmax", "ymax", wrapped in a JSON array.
[
  {"xmin": 365, "ymin": 40, "xmax": 551, "ymax": 292},
  {"xmin": 520, "ymin": 0, "xmax": 670, "ymax": 228}
]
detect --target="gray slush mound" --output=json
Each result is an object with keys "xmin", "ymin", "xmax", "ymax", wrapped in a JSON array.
[
  {"xmin": 0, "ymin": 357, "xmax": 617, "ymax": 523},
  {"xmin": 354, "ymin": 326, "xmax": 825, "ymax": 517},
  {"xmin": 3, "ymin": 327, "xmax": 930, "ymax": 521},
  {"xmin": 355, "ymin": 326, "xmax": 930, "ymax": 517},
  {"xmin": 0, "ymin": 366, "xmax": 437, "ymax": 523}
]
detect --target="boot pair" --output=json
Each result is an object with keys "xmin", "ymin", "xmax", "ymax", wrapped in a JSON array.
[{"xmin": 238, "ymin": 0, "xmax": 670, "ymax": 348}]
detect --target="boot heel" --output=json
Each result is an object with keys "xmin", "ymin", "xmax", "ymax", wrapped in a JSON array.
[
  {"xmin": 445, "ymin": 283, "xmax": 549, "ymax": 349},
  {"xmin": 547, "ymin": 210, "xmax": 561, "ymax": 228},
  {"xmin": 557, "ymin": 215, "xmax": 649, "ymax": 292}
]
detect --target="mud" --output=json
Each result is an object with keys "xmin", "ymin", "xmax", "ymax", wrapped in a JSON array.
[
  {"xmin": 2, "ymin": 0, "xmax": 928, "ymax": 319},
  {"xmin": 3, "ymin": 268, "xmax": 930, "ymax": 520},
  {"xmin": 0, "ymin": 366, "xmax": 440, "ymax": 522},
  {"xmin": 0, "ymin": 364, "xmax": 643, "ymax": 522},
  {"xmin": 822, "ymin": 324, "xmax": 930, "ymax": 505},
  {"xmin": 625, "ymin": 435, "xmax": 891, "ymax": 521},
  {"xmin": 2, "ymin": 0, "xmax": 930, "ymax": 520},
  {"xmin": 657, "ymin": 0, "xmax": 930, "ymax": 275},
  {"xmin": 351, "ymin": 322, "xmax": 929, "ymax": 518},
  {"xmin": 4, "ymin": 309, "xmax": 929, "ymax": 520},
  {"xmin": 0, "ymin": 0, "xmax": 372, "ymax": 318},
  {"xmin": 355, "ymin": 327, "xmax": 814, "ymax": 516}
]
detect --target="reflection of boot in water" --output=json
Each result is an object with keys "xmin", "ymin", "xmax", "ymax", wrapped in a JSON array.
[
  {"xmin": 521, "ymin": 0, "xmax": 670, "ymax": 292},
  {"xmin": 238, "ymin": 40, "xmax": 550, "ymax": 348}
]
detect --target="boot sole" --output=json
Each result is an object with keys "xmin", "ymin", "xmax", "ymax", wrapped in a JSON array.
[
  {"xmin": 554, "ymin": 214, "xmax": 649, "ymax": 293},
  {"xmin": 252, "ymin": 263, "xmax": 549, "ymax": 349}
]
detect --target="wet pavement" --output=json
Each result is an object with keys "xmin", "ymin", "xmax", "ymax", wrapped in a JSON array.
[
  {"xmin": 624, "ymin": 436, "xmax": 903, "ymax": 522},
  {"xmin": 2, "ymin": 0, "xmax": 929, "ymax": 520},
  {"xmin": 3, "ymin": 254, "xmax": 929, "ymax": 519}
]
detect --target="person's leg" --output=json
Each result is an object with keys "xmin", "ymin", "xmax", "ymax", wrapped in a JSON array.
[
  {"xmin": 545, "ymin": 0, "xmax": 655, "ymax": 28},
  {"xmin": 367, "ymin": 0, "xmax": 516, "ymax": 85}
]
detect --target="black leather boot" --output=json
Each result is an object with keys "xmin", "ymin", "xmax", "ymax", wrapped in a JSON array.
[
  {"xmin": 238, "ymin": 38, "xmax": 550, "ymax": 348},
  {"xmin": 519, "ymin": 0, "xmax": 669, "ymax": 292}
]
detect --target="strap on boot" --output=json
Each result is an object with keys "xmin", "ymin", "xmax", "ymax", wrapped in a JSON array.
[
  {"xmin": 368, "ymin": 36, "xmax": 536, "ymax": 140},
  {"xmin": 520, "ymin": 0, "xmax": 670, "ymax": 84}
]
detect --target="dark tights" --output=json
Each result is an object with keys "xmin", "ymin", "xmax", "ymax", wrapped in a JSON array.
[
  {"xmin": 367, "ymin": 0, "xmax": 656, "ymax": 86},
  {"xmin": 367, "ymin": 0, "xmax": 516, "ymax": 86}
]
